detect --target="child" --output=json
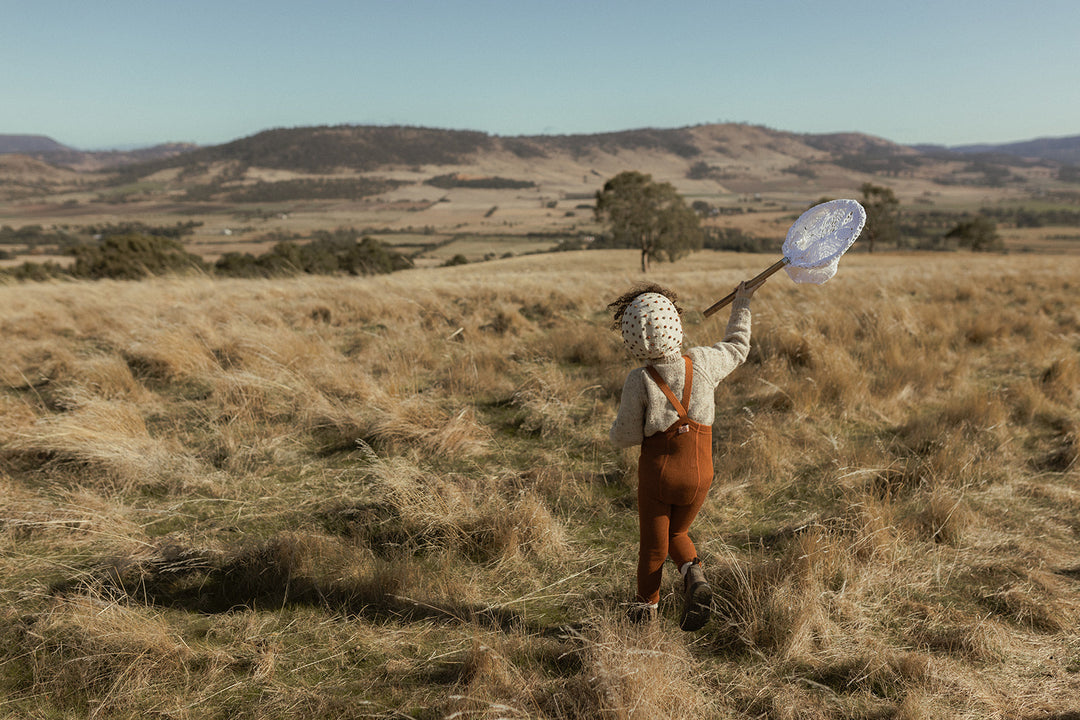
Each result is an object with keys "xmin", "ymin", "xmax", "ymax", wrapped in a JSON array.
[{"xmin": 608, "ymin": 280, "xmax": 754, "ymax": 630}]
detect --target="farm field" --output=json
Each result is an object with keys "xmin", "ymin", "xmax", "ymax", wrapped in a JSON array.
[
  {"xmin": 2, "ymin": 249, "xmax": 1079, "ymax": 718},
  {"xmin": 5, "ymin": 190, "xmax": 1080, "ymax": 273}
]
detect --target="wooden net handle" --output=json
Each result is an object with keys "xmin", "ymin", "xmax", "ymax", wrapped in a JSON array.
[{"xmin": 702, "ymin": 258, "xmax": 790, "ymax": 317}]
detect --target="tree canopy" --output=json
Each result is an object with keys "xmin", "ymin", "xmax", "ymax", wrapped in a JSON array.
[
  {"xmin": 945, "ymin": 215, "xmax": 1003, "ymax": 252},
  {"xmin": 859, "ymin": 183, "xmax": 900, "ymax": 253},
  {"xmin": 594, "ymin": 171, "xmax": 703, "ymax": 272}
]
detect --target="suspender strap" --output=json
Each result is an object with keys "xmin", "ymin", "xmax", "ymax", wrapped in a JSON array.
[
  {"xmin": 681, "ymin": 356, "xmax": 693, "ymax": 410},
  {"xmin": 645, "ymin": 356, "xmax": 693, "ymax": 419}
]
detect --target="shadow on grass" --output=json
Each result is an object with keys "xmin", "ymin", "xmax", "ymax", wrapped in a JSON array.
[{"xmin": 49, "ymin": 536, "xmax": 582, "ymax": 638}]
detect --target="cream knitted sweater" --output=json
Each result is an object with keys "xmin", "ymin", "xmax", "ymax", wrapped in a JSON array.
[{"xmin": 609, "ymin": 297, "xmax": 751, "ymax": 449}]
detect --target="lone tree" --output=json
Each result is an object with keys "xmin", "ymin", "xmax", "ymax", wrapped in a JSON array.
[
  {"xmin": 860, "ymin": 183, "xmax": 900, "ymax": 253},
  {"xmin": 594, "ymin": 171, "xmax": 703, "ymax": 272}
]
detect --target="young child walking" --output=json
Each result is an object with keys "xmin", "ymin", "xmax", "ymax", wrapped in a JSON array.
[{"xmin": 608, "ymin": 280, "xmax": 755, "ymax": 630}]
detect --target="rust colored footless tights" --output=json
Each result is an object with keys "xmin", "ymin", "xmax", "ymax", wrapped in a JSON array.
[{"xmin": 636, "ymin": 357, "xmax": 713, "ymax": 605}]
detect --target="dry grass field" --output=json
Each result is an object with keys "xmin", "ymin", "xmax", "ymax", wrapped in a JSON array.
[{"xmin": 1, "ymin": 249, "xmax": 1079, "ymax": 718}]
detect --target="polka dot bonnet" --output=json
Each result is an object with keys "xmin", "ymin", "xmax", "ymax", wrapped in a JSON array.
[{"xmin": 620, "ymin": 292, "xmax": 683, "ymax": 361}]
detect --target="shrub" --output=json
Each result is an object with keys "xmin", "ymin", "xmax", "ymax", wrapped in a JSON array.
[
  {"xmin": 3, "ymin": 261, "xmax": 68, "ymax": 281},
  {"xmin": 781, "ymin": 164, "xmax": 818, "ymax": 178},
  {"xmin": 212, "ymin": 252, "xmax": 263, "ymax": 278},
  {"xmin": 85, "ymin": 221, "xmax": 203, "ymax": 239},
  {"xmin": 703, "ymin": 226, "xmax": 780, "ymax": 253},
  {"xmin": 223, "ymin": 177, "xmax": 406, "ymax": 202},
  {"xmin": 425, "ymin": 174, "xmax": 535, "ymax": 190},
  {"xmin": 69, "ymin": 234, "xmax": 207, "ymax": 280},
  {"xmin": 442, "ymin": 254, "xmax": 469, "ymax": 267},
  {"xmin": 0, "ymin": 223, "xmax": 80, "ymax": 249},
  {"xmin": 979, "ymin": 205, "xmax": 1080, "ymax": 228},
  {"xmin": 213, "ymin": 230, "xmax": 412, "ymax": 278},
  {"xmin": 686, "ymin": 161, "xmax": 734, "ymax": 181}
]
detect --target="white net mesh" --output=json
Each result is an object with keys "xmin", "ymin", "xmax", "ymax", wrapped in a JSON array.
[
  {"xmin": 782, "ymin": 199, "xmax": 866, "ymax": 285},
  {"xmin": 785, "ymin": 258, "xmax": 841, "ymax": 284}
]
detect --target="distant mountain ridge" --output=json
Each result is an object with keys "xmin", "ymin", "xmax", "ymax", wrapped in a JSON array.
[
  {"xmin": 911, "ymin": 135, "xmax": 1080, "ymax": 166},
  {"xmin": 2, "ymin": 126, "xmax": 1077, "ymax": 183},
  {"xmin": 110, "ymin": 124, "xmax": 755, "ymax": 178},
  {"xmin": 109, "ymin": 123, "xmax": 919, "ymax": 177},
  {"xmin": 948, "ymin": 135, "xmax": 1080, "ymax": 165},
  {"xmin": 0, "ymin": 135, "xmax": 199, "ymax": 171},
  {"xmin": 33, "ymin": 142, "xmax": 201, "ymax": 172},
  {"xmin": 0, "ymin": 134, "xmax": 70, "ymax": 154}
]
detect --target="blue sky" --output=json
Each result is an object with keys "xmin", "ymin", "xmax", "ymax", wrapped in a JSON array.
[{"xmin": 2, "ymin": 0, "xmax": 1077, "ymax": 150}]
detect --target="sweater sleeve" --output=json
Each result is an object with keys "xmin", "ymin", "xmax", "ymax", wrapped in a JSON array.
[
  {"xmin": 718, "ymin": 296, "xmax": 752, "ymax": 364},
  {"xmin": 693, "ymin": 297, "xmax": 752, "ymax": 387},
  {"xmin": 609, "ymin": 370, "xmax": 646, "ymax": 448}
]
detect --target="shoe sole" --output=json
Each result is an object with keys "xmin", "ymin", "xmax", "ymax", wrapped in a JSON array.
[{"xmin": 680, "ymin": 581, "xmax": 712, "ymax": 631}]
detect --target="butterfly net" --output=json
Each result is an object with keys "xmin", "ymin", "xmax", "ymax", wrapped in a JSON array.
[{"xmin": 782, "ymin": 199, "xmax": 866, "ymax": 284}]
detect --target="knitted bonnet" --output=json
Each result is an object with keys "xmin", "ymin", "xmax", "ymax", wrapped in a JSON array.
[{"xmin": 620, "ymin": 292, "xmax": 683, "ymax": 361}]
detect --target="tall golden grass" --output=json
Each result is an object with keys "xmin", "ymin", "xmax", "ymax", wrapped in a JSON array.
[{"xmin": 2, "ymin": 249, "xmax": 1079, "ymax": 718}]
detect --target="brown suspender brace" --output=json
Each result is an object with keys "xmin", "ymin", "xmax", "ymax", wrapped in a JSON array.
[{"xmin": 645, "ymin": 356, "xmax": 693, "ymax": 433}]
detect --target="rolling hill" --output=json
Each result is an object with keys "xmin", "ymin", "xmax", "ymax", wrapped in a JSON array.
[
  {"xmin": 949, "ymin": 134, "xmax": 1080, "ymax": 165},
  {"xmin": 5, "ymin": 126, "xmax": 1078, "ymax": 180},
  {"xmin": 5, "ymin": 125, "xmax": 1077, "ymax": 196},
  {"xmin": 77, "ymin": 122, "xmax": 997, "ymax": 204},
  {"xmin": 0, "ymin": 135, "xmax": 199, "ymax": 172},
  {"xmin": 114, "ymin": 123, "xmax": 913, "ymax": 176},
  {"xmin": 93, "ymin": 122, "xmax": 1074, "ymax": 201}
]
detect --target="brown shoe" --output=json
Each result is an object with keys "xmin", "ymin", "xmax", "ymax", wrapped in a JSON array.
[
  {"xmin": 680, "ymin": 561, "xmax": 712, "ymax": 631},
  {"xmin": 628, "ymin": 602, "xmax": 658, "ymax": 624}
]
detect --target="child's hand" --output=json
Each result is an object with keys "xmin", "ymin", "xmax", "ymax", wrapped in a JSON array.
[{"xmin": 734, "ymin": 280, "xmax": 757, "ymax": 301}]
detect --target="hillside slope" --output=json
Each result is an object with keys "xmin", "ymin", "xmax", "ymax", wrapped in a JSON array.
[
  {"xmin": 0, "ymin": 154, "xmax": 86, "ymax": 198},
  {"xmin": 117, "ymin": 123, "xmax": 909, "ymax": 176},
  {"xmin": 102, "ymin": 122, "xmax": 984, "ymax": 202}
]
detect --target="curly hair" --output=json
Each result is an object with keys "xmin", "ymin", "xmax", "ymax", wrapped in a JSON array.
[{"xmin": 606, "ymin": 282, "xmax": 683, "ymax": 331}]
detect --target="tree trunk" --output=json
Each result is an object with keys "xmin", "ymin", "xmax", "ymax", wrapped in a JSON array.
[{"xmin": 640, "ymin": 236, "xmax": 652, "ymax": 272}]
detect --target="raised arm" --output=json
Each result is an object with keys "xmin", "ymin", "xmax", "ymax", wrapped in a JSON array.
[
  {"xmin": 695, "ymin": 281, "xmax": 754, "ymax": 382},
  {"xmin": 721, "ymin": 281, "xmax": 755, "ymax": 358}
]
